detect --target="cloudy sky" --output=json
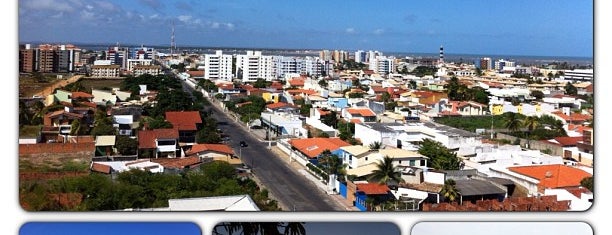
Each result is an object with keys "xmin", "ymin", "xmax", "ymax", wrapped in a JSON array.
[{"xmin": 18, "ymin": 0, "xmax": 593, "ymax": 59}]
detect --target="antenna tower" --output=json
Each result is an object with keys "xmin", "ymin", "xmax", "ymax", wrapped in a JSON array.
[{"xmin": 170, "ymin": 21, "xmax": 176, "ymax": 56}]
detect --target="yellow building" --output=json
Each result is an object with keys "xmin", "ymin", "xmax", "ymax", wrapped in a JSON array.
[{"xmin": 262, "ymin": 92, "xmax": 281, "ymax": 103}]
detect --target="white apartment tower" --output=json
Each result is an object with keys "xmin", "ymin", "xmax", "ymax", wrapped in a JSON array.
[
  {"xmin": 204, "ymin": 50, "xmax": 234, "ymax": 81},
  {"xmin": 236, "ymin": 50, "xmax": 274, "ymax": 82}
]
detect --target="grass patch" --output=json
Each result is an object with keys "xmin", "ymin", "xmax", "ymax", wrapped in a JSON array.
[{"xmin": 19, "ymin": 125, "xmax": 42, "ymax": 138}]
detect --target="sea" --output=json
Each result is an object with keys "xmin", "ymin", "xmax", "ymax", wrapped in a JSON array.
[{"xmin": 74, "ymin": 43, "xmax": 593, "ymax": 67}]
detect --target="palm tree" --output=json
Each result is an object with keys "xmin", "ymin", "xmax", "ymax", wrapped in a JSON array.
[
  {"xmin": 440, "ymin": 179, "xmax": 459, "ymax": 203},
  {"xmin": 318, "ymin": 150, "xmax": 347, "ymax": 181},
  {"xmin": 522, "ymin": 115, "xmax": 540, "ymax": 146},
  {"xmin": 369, "ymin": 141, "xmax": 382, "ymax": 150},
  {"xmin": 368, "ymin": 156, "xmax": 404, "ymax": 185},
  {"xmin": 502, "ymin": 112, "xmax": 523, "ymax": 133}
]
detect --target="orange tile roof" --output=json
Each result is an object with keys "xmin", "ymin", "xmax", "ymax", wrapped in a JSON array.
[
  {"xmin": 286, "ymin": 89, "xmax": 317, "ymax": 95},
  {"xmin": 138, "ymin": 128, "xmax": 179, "ymax": 149},
  {"xmin": 363, "ymin": 70, "xmax": 375, "ymax": 75},
  {"xmin": 356, "ymin": 183, "xmax": 390, "ymax": 195},
  {"xmin": 508, "ymin": 164, "xmax": 592, "ymax": 189},
  {"xmin": 151, "ymin": 157, "xmax": 202, "ymax": 169},
  {"xmin": 187, "ymin": 70, "xmax": 204, "ymax": 77},
  {"xmin": 288, "ymin": 138, "xmax": 351, "ymax": 158},
  {"xmin": 165, "ymin": 111, "xmax": 202, "ymax": 131},
  {"xmin": 317, "ymin": 109, "xmax": 331, "ymax": 116},
  {"xmin": 71, "ymin": 91, "xmax": 94, "ymax": 99},
  {"xmin": 350, "ymin": 118, "xmax": 362, "ymax": 124},
  {"xmin": 91, "ymin": 162, "xmax": 111, "ymax": 174},
  {"xmin": 553, "ymin": 136, "xmax": 583, "ymax": 146},
  {"xmin": 289, "ymin": 79, "xmax": 305, "ymax": 86},
  {"xmin": 236, "ymin": 101, "xmax": 253, "ymax": 107},
  {"xmin": 347, "ymin": 108, "xmax": 376, "ymax": 117},
  {"xmin": 187, "ymin": 144, "xmax": 235, "ymax": 155},
  {"xmin": 266, "ymin": 102, "xmax": 290, "ymax": 110},
  {"xmin": 551, "ymin": 111, "xmax": 591, "ymax": 122}
]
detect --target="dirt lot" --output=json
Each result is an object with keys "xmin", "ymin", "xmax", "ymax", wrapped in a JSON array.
[{"xmin": 19, "ymin": 74, "xmax": 84, "ymax": 98}]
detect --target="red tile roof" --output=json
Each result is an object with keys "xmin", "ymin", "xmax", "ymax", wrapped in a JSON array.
[
  {"xmin": 165, "ymin": 111, "xmax": 202, "ymax": 131},
  {"xmin": 71, "ymin": 91, "xmax": 94, "ymax": 99},
  {"xmin": 138, "ymin": 128, "xmax": 179, "ymax": 149},
  {"xmin": 187, "ymin": 144, "xmax": 235, "ymax": 155},
  {"xmin": 551, "ymin": 111, "xmax": 591, "ymax": 122},
  {"xmin": 91, "ymin": 162, "xmax": 111, "ymax": 174},
  {"xmin": 266, "ymin": 102, "xmax": 291, "ymax": 110},
  {"xmin": 508, "ymin": 164, "xmax": 592, "ymax": 189},
  {"xmin": 363, "ymin": 70, "xmax": 375, "ymax": 75},
  {"xmin": 151, "ymin": 157, "xmax": 202, "ymax": 169},
  {"xmin": 286, "ymin": 89, "xmax": 317, "ymax": 95},
  {"xmin": 317, "ymin": 109, "xmax": 332, "ymax": 116},
  {"xmin": 187, "ymin": 70, "xmax": 204, "ymax": 77},
  {"xmin": 553, "ymin": 136, "xmax": 583, "ymax": 146},
  {"xmin": 347, "ymin": 108, "xmax": 376, "ymax": 117},
  {"xmin": 289, "ymin": 79, "xmax": 305, "ymax": 86},
  {"xmin": 288, "ymin": 138, "xmax": 351, "ymax": 158},
  {"xmin": 356, "ymin": 183, "xmax": 390, "ymax": 195},
  {"xmin": 350, "ymin": 118, "xmax": 362, "ymax": 124}
]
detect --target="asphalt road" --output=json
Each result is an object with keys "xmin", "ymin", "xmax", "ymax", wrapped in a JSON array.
[{"xmin": 178, "ymin": 76, "xmax": 342, "ymax": 211}]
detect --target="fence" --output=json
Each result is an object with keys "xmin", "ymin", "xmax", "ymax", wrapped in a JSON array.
[{"xmin": 495, "ymin": 133, "xmax": 563, "ymax": 156}]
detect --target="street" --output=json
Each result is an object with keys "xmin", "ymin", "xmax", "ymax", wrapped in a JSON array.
[{"xmin": 178, "ymin": 75, "xmax": 344, "ymax": 211}]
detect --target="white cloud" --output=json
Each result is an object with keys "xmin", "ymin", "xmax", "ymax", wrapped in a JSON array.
[
  {"xmin": 178, "ymin": 15, "xmax": 193, "ymax": 23},
  {"xmin": 211, "ymin": 22, "xmax": 220, "ymax": 28},
  {"xmin": 80, "ymin": 10, "xmax": 95, "ymax": 20},
  {"xmin": 22, "ymin": 0, "xmax": 75, "ymax": 12},
  {"xmin": 374, "ymin": 28, "xmax": 385, "ymax": 35},
  {"xmin": 94, "ymin": 1, "xmax": 118, "ymax": 12},
  {"xmin": 346, "ymin": 28, "xmax": 356, "ymax": 34},
  {"xmin": 226, "ymin": 23, "xmax": 235, "ymax": 30},
  {"xmin": 86, "ymin": 5, "xmax": 93, "ymax": 10}
]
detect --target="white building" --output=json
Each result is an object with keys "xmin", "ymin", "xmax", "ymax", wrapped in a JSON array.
[
  {"xmin": 126, "ymin": 59, "xmax": 153, "ymax": 71},
  {"xmin": 458, "ymin": 144, "xmax": 564, "ymax": 176},
  {"xmin": 236, "ymin": 50, "xmax": 274, "ymax": 82},
  {"xmin": 204, "ymin": 50, "xmax": 233, "ymax": 81},
  {"xmin": 563, "ymin": 69, "xmax": 593, "ymax": 81},
  {"xmin": 369, "ymin": 56, "xmax": 394, "ymax": 75}
]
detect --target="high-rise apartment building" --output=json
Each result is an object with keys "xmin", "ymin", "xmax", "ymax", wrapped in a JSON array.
[
  {"xmin": 19, "ymin": 44, "xmax": 81, "ymax": 73},
  {"xmin": 204, "ymin": 50, "xmax": 233, "ymax": 81},
  {"xmin": 235, "ymin": 51, "xmax": 274, "ymax": 82}
]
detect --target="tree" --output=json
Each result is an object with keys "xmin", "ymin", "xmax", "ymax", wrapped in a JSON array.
[
  {"xmin": 564, "ymin": 82, "xmax": 578, "ymax": 96},
  {"xmin": 440, "ymin": 179, "xmax": 459, "ymax": 202},
  {"xmin": 318, "ymin": 79, "xmax": 328, "ymax": 88},
  {"xmin": 502, "ymin": 112, "xmax": 523, "ymax": 133},
  {"xmin": 321, "ymin": 111, "xmax": 339, "ymax": 128},
  {"xmin": 369, "ymin": 141, "xmax": 382, "ymax": 150},
  {"xmin": 368, "ymin": 156, "xmax": 404, "ymax": 185},
  {"xmin": 580, "ymin": 176, "xmax": 593, "ymax": 192},
  {"xmin": 253, "ymin": 78, "xmax": 268, "ymax": 88},
  {"xmin": 318, "ymin": 150, "xmax": 346, "ymax": 181},
  {"xmin": 417, "ymin": 138, "xmax": 461, "ymax": 170},
  {"xmin": 530, "ymin": 90, "xmax": 545, "ymax": 100},
  {"xmin": 522, "ymin": 115, "xmax": 540, "ymax": 140},
  {"xmin": 115, "ymin": 135, "xmax": 138, "ymax": 155},
  {"xmin": 381, "ymin": 92, "xmax": 391, "ymax": 103}
]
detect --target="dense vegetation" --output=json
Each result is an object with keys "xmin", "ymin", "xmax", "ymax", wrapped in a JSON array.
[{"xmin": 20, "ymin": 161, "xmax": 280, "ymax": 211}]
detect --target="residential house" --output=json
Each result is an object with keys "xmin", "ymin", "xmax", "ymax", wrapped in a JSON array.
[
  {"xmin": 288, "ymin": 137, "xmax": 351, "ymax": 164},
  {"xmin": 186, "ymin": 143, "xmax": 236, "ymax": 163},
  {"xmin": 165, "ymin": 111, "xmax": 202, "ymax": 144},
  {"xmin": 137, "ymin": 128, "xmax": 180, "ymax": 158},
  {"xmin": 266, "ymin": 102, "xmax": 299, "ymax": 115},
  {"xmin": 489, "ymin": 164, "xmax": 592, "ymax": 197},
  {"xmin": 342, "ymin": 107, "xmax": 377, "ymax": 123},
  {"xmin": 338, "ymin": 146, "xmax": 428, "ymax": 179},
  {"xmin": 92, "ymin": 89, "xmax": 117, "ymax": 106},
  {"xmin": 354, "ymin": 182, "xmax": 392, "ymax": 211},
  {"xmin": 90, "ymin": 159, "xmax": 164, "ymax": 174},
  {"xmin": 327, "ymin": 97, "xmax": 349, "ymax": 111},
  {"xmin": 94, "ymin": 135, "xmax": 116, "ymax": 156},
  {"xmin": 260, "ymin": 112, "xmax": 307, "ymax": 138},
  {"xmin": 150, "ymin": 156, "xmax": 203, "ymax": 173},
  {"xmin": 443, "ymin": 101, "xmax": 488, "ymax": 116},
  {"xmin": 458, "ymin": 144, "xmax": 564, "ymax": 176}
]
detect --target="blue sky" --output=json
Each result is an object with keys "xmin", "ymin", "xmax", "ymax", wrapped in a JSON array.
[
  {"xmin": 19, "ymin": 222, "xmax": 202, "ymax": 235},
  {"xmin": 18, "ymin": 0, "xmax": 593, "ymax": 58}
]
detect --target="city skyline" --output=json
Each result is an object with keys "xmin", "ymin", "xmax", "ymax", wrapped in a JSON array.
[{"xmin": 18, "ymin": 0, "xmax": 593, "ymax": 58}]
